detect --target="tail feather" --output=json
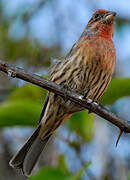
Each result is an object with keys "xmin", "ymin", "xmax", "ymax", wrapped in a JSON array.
[
  {"xmin": 9, "ymin": 125, "xmax": 50, "ymax": 177},
  {"xmin": 9, "ymin": 125, "xmax": 41, "ymax": 169},
  {"xmin": 23, "ymin": 137, "xmax": 50, "ymax": 177}
]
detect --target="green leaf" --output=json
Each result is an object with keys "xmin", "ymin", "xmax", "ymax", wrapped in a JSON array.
[
  {"xmin": 100, "ymin": 78, "xmax": 130, "ymax": 104},
  {"xmin": 7, "ymin": 83, "xmax": 47, "ymax": 102},
  {"xmin": 29, "ymin": 166, "xmax": 73, "ymax": 180},
  {"xmin": 72, "ymin": 162, "xmax": 91, "ymax": 180},
  {"xmin": 0, "ymin": 101, "xmax": 42, "ymax": 127},
  {"xmin": 28, "ymin": 162, "xmax": 91, "ymax": 180},
  {"xmin": 68, "ymin": 110, "xmax": 94, "ymax": 142}
]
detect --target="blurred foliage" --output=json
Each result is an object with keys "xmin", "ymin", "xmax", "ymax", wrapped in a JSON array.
[
  {"xmin": 0, "ymin": 1, "xmax": 62, "ymax": 70},
  {"xmin": 128, "ymin": 173, "xmax": 130, "ymax": 180},
  {"xmin": 100, "ymin": 78, "xmax": 130, "ymax": 104},
  {"xmin": 72, "ymin": 162, "xmax": 91, "ymax": 180},
  {"xmin": 0, "ymin": 30, "xmax": 61, "ymax": 68},
  {"xmin": 116, "ymin": 17, "xmax": 130, "ymax": 30},
  {"xmin": 29, "ymin": 167, "xmax": 73, "ymax": 180},
  {"xmin": 58, "ymin": 154, "xmax": 71, "ymax": 175},
  {"xmin": 68, "ymin": 111, "xmax": 94, "ymax": 142},
  {"xmin": 0, "ymin": 101, "xmax": 42, "ymax": 127},
  {"xmin": 29, "ymin": 154, "xmax": 91, "ymax": 180},
  {"xmin": 8, "ymin": 83, "xmax": 47, "ymax": 102}
]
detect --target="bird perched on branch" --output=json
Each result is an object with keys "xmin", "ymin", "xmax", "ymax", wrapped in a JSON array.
[{"xmin": 10, "ymin": 9, "xmax": 116, "ymax": 176}]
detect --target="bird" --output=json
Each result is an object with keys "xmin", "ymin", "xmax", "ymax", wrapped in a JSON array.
[{"xmin": 9, "ymin": 9, "xmax": 116, "ymax": 177}]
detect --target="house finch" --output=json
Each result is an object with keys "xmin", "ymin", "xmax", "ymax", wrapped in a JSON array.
[{"xmin": 10, "ymin": 9, "xmax": 116, "ymax": 176}]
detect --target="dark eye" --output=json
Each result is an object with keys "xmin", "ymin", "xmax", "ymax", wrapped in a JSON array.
[{"xmin": 95, "ymin": 13, "xmax": 100, "ymax": 19}]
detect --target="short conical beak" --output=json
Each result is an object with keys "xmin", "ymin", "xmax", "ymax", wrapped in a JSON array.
[
  {"xmin": 109, "ymin": 11, "xmax": 116, "ymax": 17},
  {"xmin": 104, "ymin": 11, "xmax": 116, "ymax": 23}
]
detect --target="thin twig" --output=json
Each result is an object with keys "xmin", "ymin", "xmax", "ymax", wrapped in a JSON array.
[
  {"xmin": 116, "ymin": 129, "xmax": 123, "ymax": 147},
  {"xmin": 0, "ymin": 60, "xmax": 130, "ymax": 134}
]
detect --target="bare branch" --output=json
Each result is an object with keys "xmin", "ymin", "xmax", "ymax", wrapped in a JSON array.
[{"xmin": 0, "ymin": 60, "xmax": 130, "ymax": 134}]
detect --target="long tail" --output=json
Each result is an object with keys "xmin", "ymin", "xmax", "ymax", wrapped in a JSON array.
[{"xmin": 9, "ymin": 125, "xmax": 50, "ymax": 177}]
